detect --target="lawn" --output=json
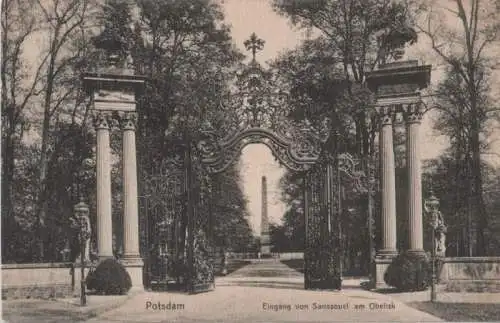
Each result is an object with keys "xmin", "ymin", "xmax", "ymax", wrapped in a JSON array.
[
  {"xmin": 408, "ymin": 301, "xmax": 500, "ymax": 322},
  {"xmin": 281, "ymin": 259, "xmax": 304, "ymax": 273}
]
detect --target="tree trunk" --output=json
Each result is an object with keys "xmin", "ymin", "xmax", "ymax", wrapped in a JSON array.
[
  {"xmin": 469, "ymin": 79, "xmax": 487, "ymax": 255},
  {"xmin": 471, "ymin": 118, "xmax": 487, "ymax": 255}
]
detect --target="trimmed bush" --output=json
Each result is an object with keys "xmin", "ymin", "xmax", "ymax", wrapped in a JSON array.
[
  {"xmin": 86, "ymin": 259, "xmax": 132, "ymax": 295},
  {"xmin": 384, "ymin": 251, "xmax": 431, "ymax": 292}
]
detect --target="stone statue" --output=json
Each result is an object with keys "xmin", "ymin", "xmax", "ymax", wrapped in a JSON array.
[
  {"xmin": 425, "ymin": 194, "xmax": 447, "ymax": 257},
  {"xmin": 81, "ymin": 214, "xmax": 91, "ymax": 261},
  {"xmin": 71, "ymin": 211, "xmax": 91, "ymax": 262},
  {"xmin": 434, "ymin": 210, "xmax": 447, "ymax": 257}
]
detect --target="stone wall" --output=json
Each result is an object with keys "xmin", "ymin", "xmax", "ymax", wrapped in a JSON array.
[
  {"xmin": 1, "ymin": 263, "xmax": 91, "ymax": 299},
  {"xmin": 440, "ymin": 257, "xmax": 500, "ymax": 292}
]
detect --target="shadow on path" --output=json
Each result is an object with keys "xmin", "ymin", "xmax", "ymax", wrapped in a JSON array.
[{"xmin": 218, "ymin": 259, "xmax": 370, "ymax": 292}]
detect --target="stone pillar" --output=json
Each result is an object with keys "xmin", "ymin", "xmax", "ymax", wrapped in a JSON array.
[
  {"xmin": 377, "ymin": 107, "xmax": 398, "ymax": 257},
  {"xmin": 374, "ymin": 107, "xmax": 397, "ymax": 288},
  {"xmin": 93, "ymin": 112, "xmax": 114, "ymax": 260},
  {"xmin": 119, "ymin": 112, "xmax": 144, "ymax": 288},
  {"xmin": 404, "ymin": 103, "xmax": 425, "ymax": 255}
]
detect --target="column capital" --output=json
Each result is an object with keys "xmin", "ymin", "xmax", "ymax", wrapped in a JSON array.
[
  {"xmin": 92, "ymin": 111, "xmax": 113, "ymax": 130},
  {"xmin": 117, "ymin": 111, "xmax": 138, "ymax": 131},
  {"xmin": 403, "ymin": 103, "xmax": 423, "ymax": 124},
  {"xmin": 375, "ymin": 105, "xmax": 396, "ymax": 126}
]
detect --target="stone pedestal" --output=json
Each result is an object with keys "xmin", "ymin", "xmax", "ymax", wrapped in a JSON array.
[
  {"xmin": 120, "ymin": 112, "xmax": 143, "ymax": 288},
  {"xmin": 260, "ymin": 235, "xmax": 271, "ymax": 255},
  {"xmin": 94, "ymin": 112, "xmax": 114, "ymax": 260},
  {"xmin": 404, "ymin": 104, "xmax": 425, "ymax": 255},
  {"xmin": 119, "ymin": 257, "xmax": 144, "ymax": 289},
  {"xmin": 374, "ymin": 257, "xmax": 393, "ymax": 288},
  {"xmin": 377, "ymin": 107, "xmax": 398, "ymax": 258}
]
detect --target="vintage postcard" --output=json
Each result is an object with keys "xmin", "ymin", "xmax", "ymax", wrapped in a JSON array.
[{"xmin": 2, "ymin": 0, "xmax": 500, "ymax": 322}]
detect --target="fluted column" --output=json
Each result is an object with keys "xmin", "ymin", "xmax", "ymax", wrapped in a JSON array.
[
  {"xmin": 404, "ymin": 103, "xmax": 424, "ymax": 254},
  {"xmin": 377, "ymin": 107, "xmax": 397, "ymax": 257},
  {"xmin": 93, "ymin": 112, "xmax": 114, "ymax": 260},
  {"xmin": 120, "ymin": 112, "xmax": 141, "ymax": 259}
]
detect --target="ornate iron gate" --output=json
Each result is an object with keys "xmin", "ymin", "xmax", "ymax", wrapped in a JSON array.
[
  {"xmin": 193, "ymin": 34, "xmax": 341, "ymax": 291},
  {"xmin": 140, "ymin": 158, "xmax": 185, "ymax": 290},
  {"xmin": 142, "ymin": 34, "xmax": 369, "ymax": 293},
  {"xmin": 304, "ymin": 158, "xmax": 342, "ymax": 289},
  {"xmin": 185, "ymin": 145, "xmax": 215, "ymax": 293},
  {"xmin": 140, "ymin": 148, "xmax": 215, "ymax": 293}
]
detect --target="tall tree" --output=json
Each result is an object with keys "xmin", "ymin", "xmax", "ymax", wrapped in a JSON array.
[
  {"xmin": 133, "ymin": 0, "xmax": 244, "ymax": 165},
  {"xmin": 1, "ymin": 0, "xmax": 43, "ymax": 261},
  {"xmin": 416, "ymin": 0, "xmax": 500, "ymax": 255},
  {"xmin": 33, "ymin": 0, "xmax": 98, "ymax": 260},
  {"xmin": 2, "ymin": 0, "xmax": 98, "ymax": 261}
]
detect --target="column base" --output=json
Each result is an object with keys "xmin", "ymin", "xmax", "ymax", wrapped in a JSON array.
[
  {"xmin": 376, "ymin": 249, "xmax": 398, "ymax": 259},
  {"xmin": 406, "ymin": 249, "xmax": 426, "ymax": 257},
  {"xmin": 120, "ymin": 256, "xmax": 144, "ymax": 289},
  {"xmin": 374, "ymin": 251, "xmax": 398, "ymax": 289},
  {"xmin": 74, "ymin": 258, "xmax": 93, "ymax": 266},
  {"xmin": 98, "ymin": 254, "xmax": 114, "ymax": 261}
]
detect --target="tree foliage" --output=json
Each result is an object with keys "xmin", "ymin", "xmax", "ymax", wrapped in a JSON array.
[
  {"xmin": 211, "ymin": 163, "xmax": 253, "ymax": 252},
  {"xmin": 129, "ymin": 0, "xmax": 250, "ymax": 256},
  {"xmin": 272, "ymin": 0, "xmax": 417, "ymax": 154},
  {"xmin": 422, "ymin": 156, "xmax": 500, "ymax": 256},
  {"xmin": 273, "ymin": 0, "xmax": 418, "ymax": 76}
]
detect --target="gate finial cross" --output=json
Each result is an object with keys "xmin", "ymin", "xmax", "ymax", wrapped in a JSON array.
[{"xmin": 244, "ymin": 32, "xmax": 265, "ymax": 61}]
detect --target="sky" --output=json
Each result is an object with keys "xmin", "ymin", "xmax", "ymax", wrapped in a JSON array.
[{"xmin": 221, "ymin": 0, "xmax": 452, "ymax": 235}]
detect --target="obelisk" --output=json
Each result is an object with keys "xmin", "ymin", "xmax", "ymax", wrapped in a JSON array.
[{"xmin": 260, "ymin": 176, "xmax": 271, "ymax": 256}]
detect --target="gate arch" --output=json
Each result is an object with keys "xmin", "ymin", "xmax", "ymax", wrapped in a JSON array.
[
  {"xmin": 196, "ymin": 33, "xmax": 329, "ymax": 175},
  {"xmin": 199, "ymin": 127, "xmax": 322, "ymax": 174}
]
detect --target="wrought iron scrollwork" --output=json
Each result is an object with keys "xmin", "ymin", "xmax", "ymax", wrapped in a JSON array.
[
  {"xmin": 337, "ymin": 153, "xmax": 367, "ymax": 194},
  {"xmin": 140, "ymin": 157, "xmax": 186, "ymax": 288},
  {"xmin": 197, "ymin": 33, "xmax": 330, "ymax": 174},
  {"xmin": 199, "ymin": 127, "xmax": 322, "ymax": 173},
  {"xmin": 304, "ymin": 160, "xmax": 342, "ymax": 290},
  {"xmin": 186, "ymin": 157, "xmax": 215, "ymax": 293}
]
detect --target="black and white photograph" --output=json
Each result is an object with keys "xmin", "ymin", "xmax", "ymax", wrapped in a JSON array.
[{"xmin": 2, "ymin": 0, "xmax": 500, "ymax": 322}]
